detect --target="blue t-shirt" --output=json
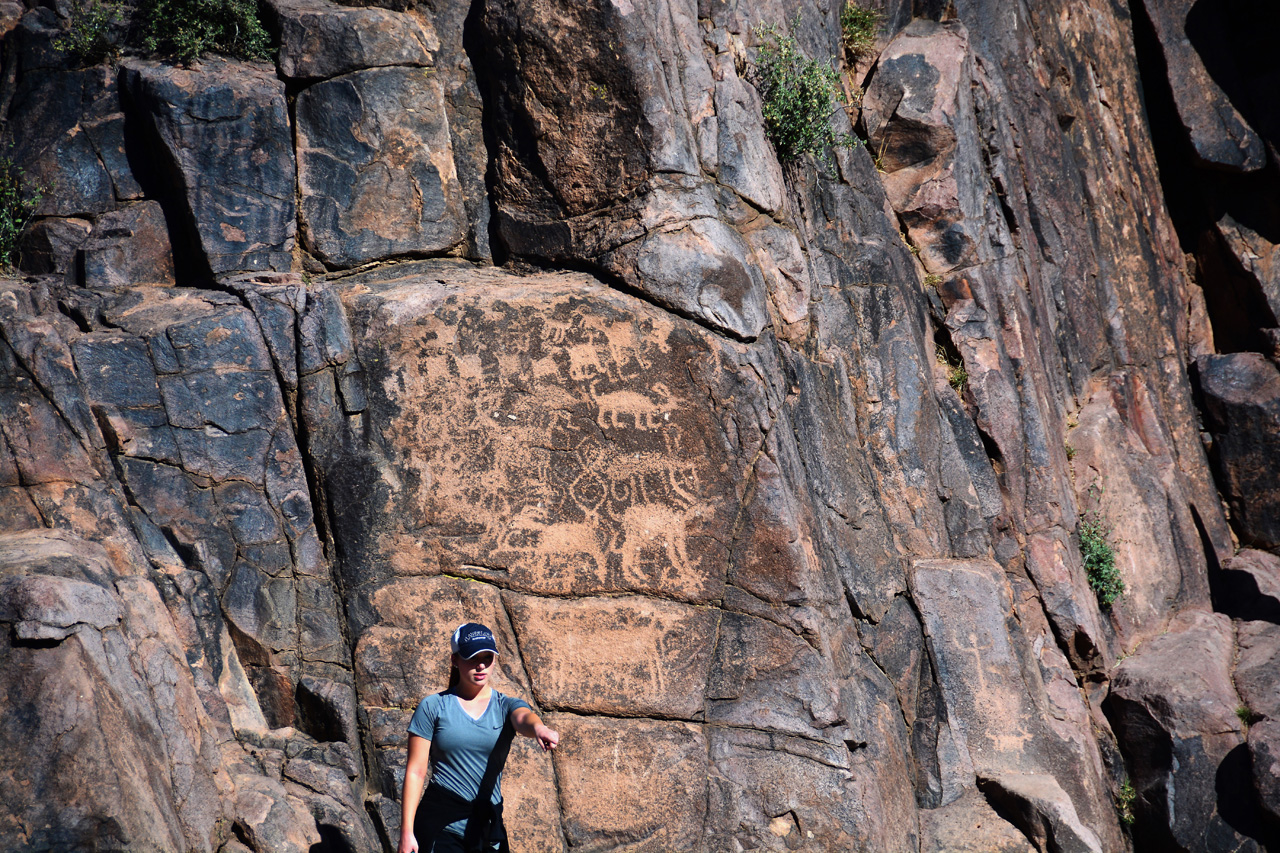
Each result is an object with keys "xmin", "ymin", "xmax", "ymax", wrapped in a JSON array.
[{"xmin": 407, "ymin": 689, "xmax": 531, "ymax": 837}]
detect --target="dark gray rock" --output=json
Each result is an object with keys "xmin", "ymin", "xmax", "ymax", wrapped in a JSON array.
[
  {"xmin": 296, "ymin": 67, "xmax": 466, "ymax": 267},
  {"xmin": 17, "ymin": 217, "xmax": 92, "ymax": 274},
  {"xmin": 270, "ymin": 0, "xmax": 437, "ymax": 80},
  {"xmin": 1138, "ymin": 0, "xmax": 1265, "ymax": 171},
  {"xmin": 1197, "ymin": 353, "xmax": 1280, "ymax": 550},
  {"xmin": 1234, "ymin": 621, "xmax": 1280, "ymax": 723},
  {"xmin": 78, "ymin": 201, "xmax": 176, "ymax": 288},
  {"xmin": 296, "ymin": 675, "xmax": 360, "ymax": 747},
  {"xmin": 1105, "ymin": 610, "xmax": 1258, "ymax": 852},
  {"xmin": 1251, "ymin": 720, "xmax": 1280, "ymax": 827},
  {"xmin": 121, "ymin": 59, "xmax": 296, "ymax": 275},
  {"xmin": 603, "ymin": 217, "xmax": 770, "ymax": 340},
  {"xmin": 1, "ymin": 29, "xmax": 120, "ymax": 216}
]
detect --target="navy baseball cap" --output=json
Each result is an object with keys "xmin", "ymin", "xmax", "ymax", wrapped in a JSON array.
[{"xmin": 451, "ymin": 623, "xmax": 498, "ymax": 659}]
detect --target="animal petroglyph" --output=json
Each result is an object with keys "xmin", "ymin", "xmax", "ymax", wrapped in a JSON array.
[
  {"xmin": 590, "ymin": 382, "xmax": 676, "ymax": 432},
  {"xmin": 618, "ymin": 503, "xmax": 693, "ymax": 589},
  {"xmin": 497, "ymin": 512, "xmax": 611, "ymax": 586}
]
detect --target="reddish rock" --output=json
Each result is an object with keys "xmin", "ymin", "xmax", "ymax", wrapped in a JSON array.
[
  {"xmin": 1235, "ymin": 620, "xmax": 1280, "ymax": 723},
  {"xmin": 918, "ymin": 789, "xmax": 1035, "ymax": 853},
  {"xmin": 0, "ymin": 0, "xmax": 1274, "ymax": 850},
  {"xmin": 0, "ymin": 531, "xmax": 230, "ymax": 853},
  {"xmin": 16, "ymin": 217, "xmax": 92, "ymax": 275},
  {"xmin": 910, "ymin": 558, "xmax": 1122, "ymax": 849},
  {"xmin": 1069, "ymin": 371, "xmax": 1214, "ymax": 647},
  {"xmin": 333, "ymin": 264, "xmax": 743, "ymax": 603},
  {"xmin": 504, "ymin": 592, "xmax": 716, "ymax": 718},
  {"xmin": 548, "ymin": 713, "xmax": 707, "ymax": 852},
  {"xmin": 1252, "ymin": 720, "xmax": 1280, "ymax": 827},
  {"xmin": 1218, "ymin": 549, "xmax": 1280, "ymax": 623},
  {"xmin": 78, "ymin": 201, "xmax": 176, "ymax": 288},
  {"xmin": 863, "ymin": 20, "xmax": 976, "ymax": 275},
  {"xmin": 976, "ymin": 773, "xmax": 1103, "ymax": 853},
  {"xmin": 478, "ymin": 0, "xmax": 782, "ymax": 339}
]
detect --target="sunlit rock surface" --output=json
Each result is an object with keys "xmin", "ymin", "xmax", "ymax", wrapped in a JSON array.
[{"xmin": 2, "ymin": 0, "xmax": 1279, "ymax": 850}]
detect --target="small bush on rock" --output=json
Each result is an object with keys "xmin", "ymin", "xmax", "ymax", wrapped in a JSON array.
[
  {"xmin": 934, "ymin": 344, "xmax": 968, "ymax": 393},
  {"xmin": 840, "ymin": 2, "xmax": 880, "ymax": 60},
  {"xmin": 55, "ymin": 0, "xmax": 127, "ymax": 65},
  {"xmin": 1080, "ymin": 508, "xmax": 1123, "ymax": 607},
  {"xmin": 138, "ymin": 0, "xmax": 271, "ymax": 64},
  {"xmin": 0, "ymin": 157, "xmax": 43, "ymax": 269},
  {"xmin": 752, "ymin": 21, "xmax": 847, "ymax": 164},
  {"xmin": 1116, "ymin": 779, "xmax": 1136, "ymax": 825}
]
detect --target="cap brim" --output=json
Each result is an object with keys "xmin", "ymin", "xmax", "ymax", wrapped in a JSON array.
[{"xmin": 459, "ymin": 648, "xmax": 498, "ymax": 660}]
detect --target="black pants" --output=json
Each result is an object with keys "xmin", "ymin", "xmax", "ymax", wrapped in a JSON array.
[{"xmin": 413, "ymin": 783, "xmax": 509, "ymax": 853}]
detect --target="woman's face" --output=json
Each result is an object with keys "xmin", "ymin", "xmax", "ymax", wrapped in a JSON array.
[{"xmin": 454, "ymin": 651, "xmax": 495, "ymax": 690}]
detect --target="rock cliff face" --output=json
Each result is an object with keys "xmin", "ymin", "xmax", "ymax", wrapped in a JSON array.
[{"xmin": 1, "ymin": 0, "xmax": 1278, "ymax": 851}]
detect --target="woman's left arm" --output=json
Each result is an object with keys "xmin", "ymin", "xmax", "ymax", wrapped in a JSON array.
[{"xmin": 511, "ymin": 706, "xmax": 559, "ymax": 752}]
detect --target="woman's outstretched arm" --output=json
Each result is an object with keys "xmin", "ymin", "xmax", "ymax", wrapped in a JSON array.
[
  {"xmin": 399, "ymin": 734, "xmax": 431, "ymax": 853},
  {"xmin": 511, "ymin": 707, "xmax": 560, "ymax": 752}
]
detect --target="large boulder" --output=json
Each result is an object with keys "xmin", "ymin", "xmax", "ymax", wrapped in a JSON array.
[
  {"xmin": 270, "ymin": 0, "xmax": 438, "ymax": 79},
  {"xmin": 76, "ymin": 201, "xmax": 176, "ymax": 288},
  {"xmin": 1252, "ymin": 720, "xmax": 1280, "ymax": 827},
  {"xmin": 295, "ymin": 67, "xmax": 467, "ymax": 267},
  {"xmin": 0, "ymin": 531, "xmax": 229, "ymax": 852},
  {"xmin": 1136, "ymin": 0, "xmax": 1265, "ymax": 171},
  {"xmin": 478, "ymin": 0, "xmax": 792, "ymax": 339},
  {"xmin": 1216, "ymin": 549, "xmax": 1280, "ymax": 623},
  {"xmin": 1197, "ymin": 353, "xmax": 1280, "ymax": 551},
  {"xmin": 328, "ymin": 260, "xmax": 919, "ymax": 852},
  {"xmin": 909, "ymin": 558, "xmax": 1121, "ymax": 850},
  {"xmin": 121, "ymin": 59, "xmax": 296, "ymax": 275},
  {"xmin": 1105, "ymin": 610, "xmax": 1260, "ymax": 851}
]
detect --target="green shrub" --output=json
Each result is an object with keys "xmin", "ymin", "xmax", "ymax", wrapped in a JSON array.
[
  {"xmin": 1080, "ymin": 509, "xmax": 1123, "ymax": 607},
  {"xmin": 55, "ymin": 0, "xmax": 126, "ymax": 65},
  {"xmin": 0, "ymin": 157, "xmax": 43, "ymax": 269},
  {"xmin": 935, "ymin": 344, "xmax": 968, "ymax": 393},
  {"xmin": 138, "ymin": 0, "xmax": 272, "ymax": 64},
  {"xmin": 1116, "ymin": 779, "xmax": 1136, "ymax": 825},
  {"xmin": 752, "ymin": 22, "xmax": 846, "ymax": 164},
  {"xmin": 1237, "ymin": 705, "xmax": 1258, "ymax": 727},
  {"xmin": 840, "ymin": 2, "xmax": 880, "ymax": 59}
]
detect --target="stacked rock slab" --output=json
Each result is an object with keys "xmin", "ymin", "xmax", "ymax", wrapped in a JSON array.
[{"xmin": 1, "ymin": 0, "xmax": 1280, "ymax": 850}]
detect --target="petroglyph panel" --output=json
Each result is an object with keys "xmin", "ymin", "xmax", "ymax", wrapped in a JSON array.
[
  {"xmin": 504, "ymin": 592, "xmax": 718, "ymax": 717},
  {"xmin": 909, "ymin": 559, "xmax": 1048, "ymax": 774},
  {"xmin": 340, "ymin": 265, "xmax": 746, "ymax": 602}
]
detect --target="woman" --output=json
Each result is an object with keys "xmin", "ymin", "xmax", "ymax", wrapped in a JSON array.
[{"xmin": 399, "ymin": 622, "xmax": 560, "ymax": 853}]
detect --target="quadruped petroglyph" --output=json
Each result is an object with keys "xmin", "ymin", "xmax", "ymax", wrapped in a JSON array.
[{"xmin": 360, "ymin": 280, "xmax": 736, "ymax": 601}]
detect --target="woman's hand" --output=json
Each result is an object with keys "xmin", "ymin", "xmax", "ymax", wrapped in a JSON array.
[
  {"xmin": 398, "ymin": 831, "xmax": 419, "ymax": 853},
  {"xmin": 534, "ymin": 723, "xmax": 560, "ymax": 752}
]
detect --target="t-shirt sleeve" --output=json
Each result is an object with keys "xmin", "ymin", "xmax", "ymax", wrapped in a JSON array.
[
  {"xmin": 502, "ymin": 693, "xmax": 532, "ymax": 720},
  {"xmin": 407, "ymin": 694, "xmax": 441, "ymax": 741}
]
